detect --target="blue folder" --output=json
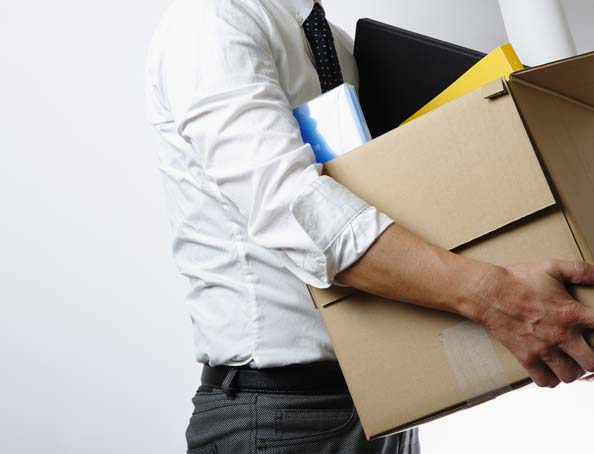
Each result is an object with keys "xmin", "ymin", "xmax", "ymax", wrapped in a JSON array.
[{"xmin": 293, "ymin": 84, "xmax": 371, "ymax": 164}]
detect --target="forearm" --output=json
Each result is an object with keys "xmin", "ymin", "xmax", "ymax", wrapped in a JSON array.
[{"xmin": 335, "ymin": 222, "xmax": 500, "ymax": 321}]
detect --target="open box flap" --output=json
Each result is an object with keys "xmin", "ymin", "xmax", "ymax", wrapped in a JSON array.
[
  {"xmin": 309, "ymin": 79, "xmax": 556, "ymax": 308},
  {"xmin": 511, "ymin": 52, "xmax": 594, "ymax": 108},
  {"xmin": 509, "ymin": 58, "xmax": 594, "ymax": 263}
]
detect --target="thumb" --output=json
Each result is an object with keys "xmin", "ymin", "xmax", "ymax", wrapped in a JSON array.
[{"xmin": 549, "ymin": 260, "xmax": 594, "ymax": 286}]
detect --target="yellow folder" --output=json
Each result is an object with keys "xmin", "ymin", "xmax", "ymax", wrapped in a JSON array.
[{"xmin": 401, "ymin": 44, "xmax": 523, "ymax": 125}]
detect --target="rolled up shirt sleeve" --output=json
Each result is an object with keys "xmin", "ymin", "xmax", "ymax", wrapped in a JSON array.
[{"xmin": 161, "ymin": 0, "xmax": 394, "ymax": 288}]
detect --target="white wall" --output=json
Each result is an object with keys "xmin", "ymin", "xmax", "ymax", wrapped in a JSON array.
[
  {"xmin": 326, "ymin": 0, "xmax": 594, "ymax": 55},
  {"xmin": 562, "ymin": 0, "xmax": 594, "ymax": 53},
  {"xmin": 1, "ymin": 1, "xmax": 196, "ymax": 453},
  {"xmin": 326, "ymin": 0, "xmax": 508, "ymax": 53},
  {"xmin": 1, "ymin": 1, "xmax": 592, "ymax": 454}
]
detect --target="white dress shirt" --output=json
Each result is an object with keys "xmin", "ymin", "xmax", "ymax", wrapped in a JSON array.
[{"xmin": 145, "ymin": 0, "xmax": 394, "ymax": 367}]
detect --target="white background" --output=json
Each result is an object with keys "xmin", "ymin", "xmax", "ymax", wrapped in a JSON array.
[{"xmin": 1, "ymin": 1, "xmax": 593, "ymax": 453}]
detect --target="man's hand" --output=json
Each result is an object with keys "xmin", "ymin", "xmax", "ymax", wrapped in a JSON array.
[
  {"xmin": 470, "ymin": 260, "xmax": 594, "ymax": 388},
  {"xmin": 337, "ymin": 224, "xmax": 594, "ymax": 389}
]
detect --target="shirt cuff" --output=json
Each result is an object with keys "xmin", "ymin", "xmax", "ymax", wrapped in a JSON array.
[{"xmin": 289, "ymin": 175, "xmax": 394, "ymax": 288}]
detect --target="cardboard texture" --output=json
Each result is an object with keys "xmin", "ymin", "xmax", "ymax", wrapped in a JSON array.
[{"xmin": 308, "ymin": 52, "xmax": 594, "ymax": 440}]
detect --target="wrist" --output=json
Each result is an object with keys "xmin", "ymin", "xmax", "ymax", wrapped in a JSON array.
[{"xmin": 456, "ymin": 261, "xmax": 508, "ymax": 324}]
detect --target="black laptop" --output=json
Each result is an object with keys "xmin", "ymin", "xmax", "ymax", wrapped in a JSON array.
[{"xmin": 354, "ymin": 18, "xmax": 486, "ymax": 138}]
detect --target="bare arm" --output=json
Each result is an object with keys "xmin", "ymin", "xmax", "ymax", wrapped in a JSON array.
[{"xmin": 336, "ymin": 223, "xmax": 594, "ymax": 388}]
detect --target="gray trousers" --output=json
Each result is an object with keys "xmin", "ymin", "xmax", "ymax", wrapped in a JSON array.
[{"xmin": 186, "ymin": 385, "xmax": 420, "ymax": 453}]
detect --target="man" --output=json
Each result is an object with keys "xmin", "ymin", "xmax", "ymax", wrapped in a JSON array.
[{"xmin": 145, "ymin": 0, "xmax": 594, "ymax": 452}]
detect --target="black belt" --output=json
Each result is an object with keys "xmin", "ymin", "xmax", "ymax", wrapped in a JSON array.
[{"xmin": 201, "ymin": 361, "xmax": 349, "ymax": 396}]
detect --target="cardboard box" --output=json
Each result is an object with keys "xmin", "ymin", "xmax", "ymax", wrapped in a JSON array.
[{"xmin": 307, "ymin": 52, "xmax": 594, "ymax": 440}]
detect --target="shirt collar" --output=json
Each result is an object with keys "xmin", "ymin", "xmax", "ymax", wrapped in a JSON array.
[{"xmin": 278, "ymin": 0, "xmax": 321, "ymax": 25}]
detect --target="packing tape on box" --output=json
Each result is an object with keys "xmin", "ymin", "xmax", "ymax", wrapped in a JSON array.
[{"xmin": 439, "ymin": 321, "xmax": 512, "ymax": 406}]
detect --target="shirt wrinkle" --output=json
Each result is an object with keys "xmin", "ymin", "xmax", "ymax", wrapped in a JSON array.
[{"xmin": 145, "ymin": 0, "xmax": 394, "ymax": 367}]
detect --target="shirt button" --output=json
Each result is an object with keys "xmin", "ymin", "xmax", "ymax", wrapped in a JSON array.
[{"xmin": 296, "ymin": 11, "xmax": 303, "ymax": 23}]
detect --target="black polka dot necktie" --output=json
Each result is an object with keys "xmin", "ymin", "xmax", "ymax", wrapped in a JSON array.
[{"xmin": 302, "ymin": 2, "xmax": 344, "ymax": 93}]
